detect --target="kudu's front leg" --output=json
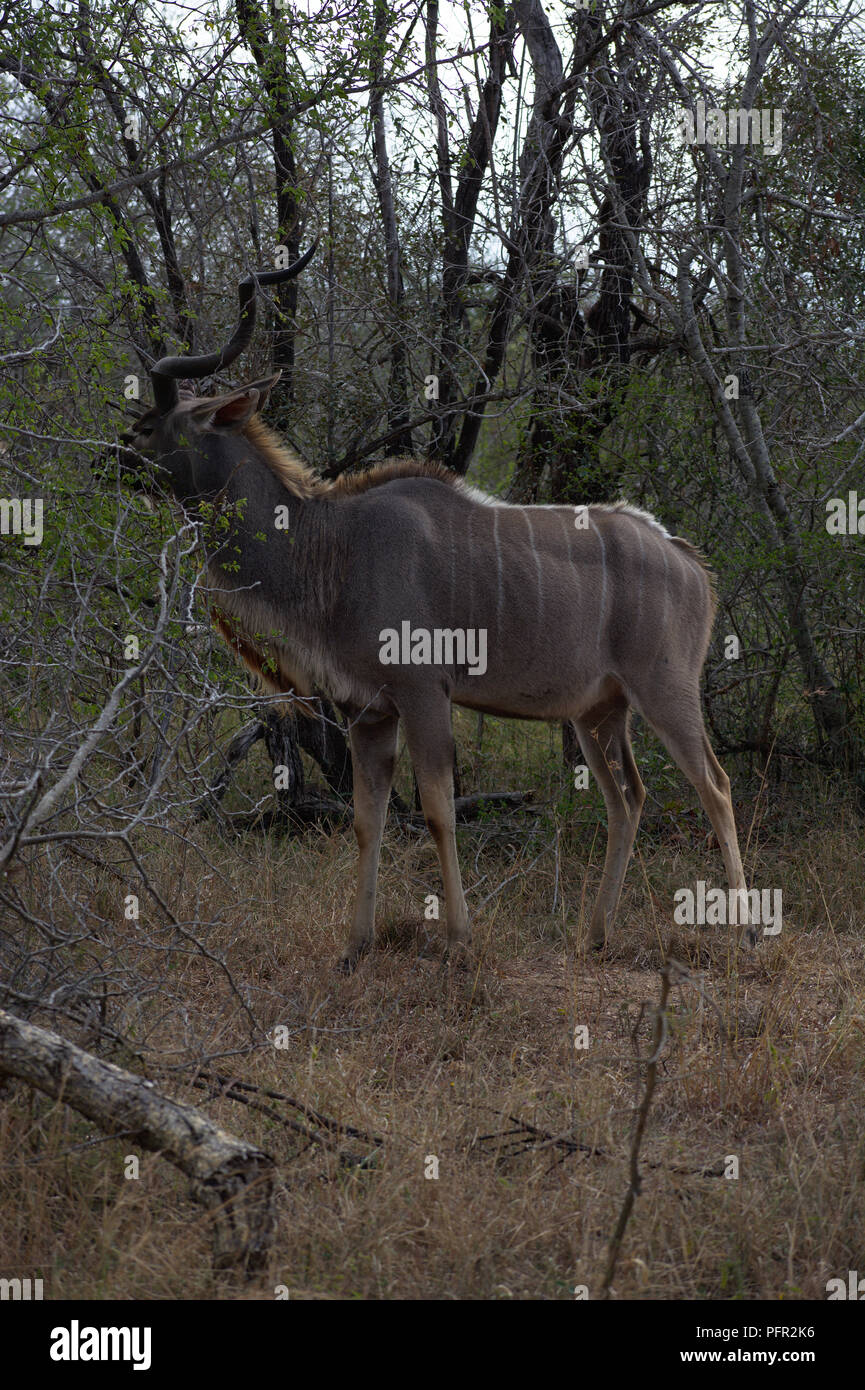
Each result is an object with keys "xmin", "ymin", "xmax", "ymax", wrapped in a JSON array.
[
  {"xmin": 342, "ymin": 713, "xmax": 399, "ymax": 971},
  {"xmin": 400, "ymin": 700, "xmax": 471, "ymax": 955}
]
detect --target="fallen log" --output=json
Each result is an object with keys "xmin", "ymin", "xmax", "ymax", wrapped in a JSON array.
[{"xmin": 0, "ymin": 1009, "xmax": 276, "ymax": 1271}]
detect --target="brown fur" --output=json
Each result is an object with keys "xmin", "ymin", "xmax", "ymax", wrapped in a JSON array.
[
  {"xmin": 242, "ymin": 416, "xmax": 462, "ymax": 502},
  {"xmin": 330, "ymin": 457, "xmax": 462, "ymax": 496},
  {"xmin": 241, "ymin": 418, "xmax": 322, "ymax": 498}
]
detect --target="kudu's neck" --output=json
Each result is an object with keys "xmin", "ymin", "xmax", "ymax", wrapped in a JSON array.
[{"xmin": 192, "ymin": 430, "xmax": 332, "ymax": 635}]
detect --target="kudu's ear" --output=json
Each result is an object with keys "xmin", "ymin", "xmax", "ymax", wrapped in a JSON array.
[{"xmin": 174, "ymin": 372, "xmax": 282, "ymax": 431}]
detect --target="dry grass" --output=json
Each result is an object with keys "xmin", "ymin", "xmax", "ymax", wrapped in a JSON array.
[{"xmin": 1, "ymin": 715, "xmax": 864, "ymax": 1300}]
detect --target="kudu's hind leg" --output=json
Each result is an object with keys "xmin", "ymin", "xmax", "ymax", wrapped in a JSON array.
[
  {"xmin": 634, "ymin": 685, "xmax": 754, "ymax": 945},
  {"xmin": 343, "ymin": 713, "xmax": 400, "ymax": 970},
  {"xmin": 400, "ymin": 702, "xmax": 470, "ymax": 953},
  {"xmin": 575, "ymin": 699, "xmax": 646, "ymax": 948}
]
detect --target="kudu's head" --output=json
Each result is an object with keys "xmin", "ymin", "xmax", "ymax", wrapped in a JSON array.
[{"xmin": 119, "ymin": 244, "xmax": 315, "ymax": 503}]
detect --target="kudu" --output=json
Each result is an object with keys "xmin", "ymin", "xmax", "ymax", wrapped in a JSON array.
[{"xmin": 121, "ymin": 248, "xmax": 753, "ymax": 969}]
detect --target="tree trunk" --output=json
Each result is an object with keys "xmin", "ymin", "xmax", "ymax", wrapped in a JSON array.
[
  {"xmin": 515, "ymin": 10, "xmax": 652, "ymax": 503},
  {"xmin": 426, "ymin": 1, "xmax": 516, "ymax": 463},
  {"xmin": 452, "ymin": 0, "xmax": 571, "ymax": 474},
  {"xmin": 370, "ymin": 0, "xmax": 413, "ymax": 455}
]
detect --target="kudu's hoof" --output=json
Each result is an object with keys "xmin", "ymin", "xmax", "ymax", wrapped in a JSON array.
[{"xmin": 337, "ymin": 941, "xmax": 370, "ymax": 975}]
